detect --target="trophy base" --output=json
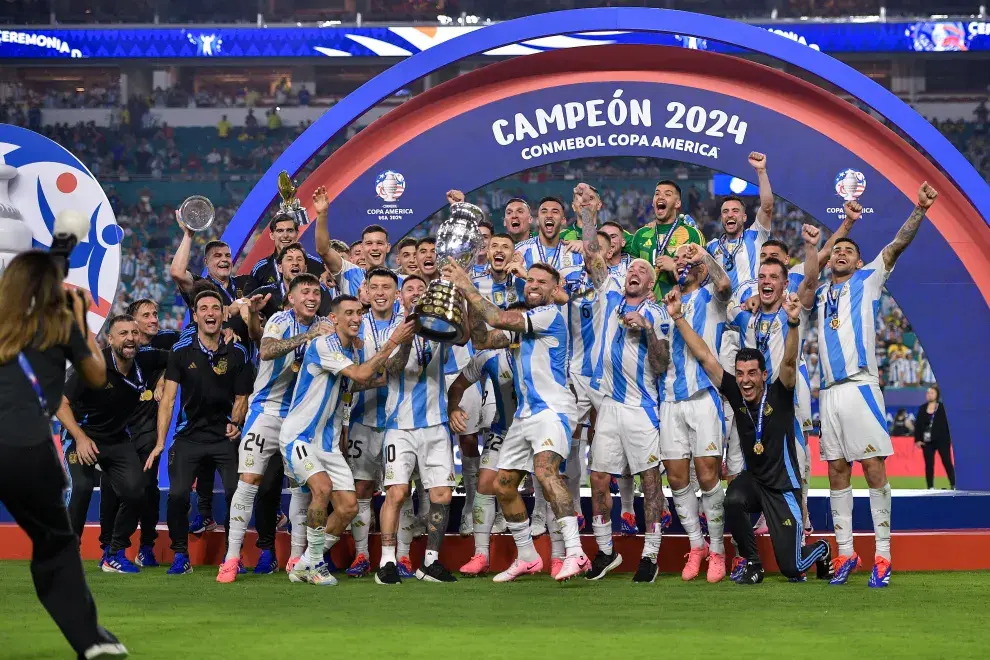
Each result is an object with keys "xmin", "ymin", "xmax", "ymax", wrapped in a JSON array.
[{"xmin": 412, "ymin": 279, "xmax": 470, "ymax": 345}]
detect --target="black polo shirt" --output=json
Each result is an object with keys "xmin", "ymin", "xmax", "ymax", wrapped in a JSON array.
[
  {"xmin": 65, "ymin": 346, "xmax": 169, "ymax": 445},
  {"xmin": 718, "ymin": 373, "xmax": 801, "ymax": 491},
  {"xmin": 245, "ymin": 251, "xmax": 324, "ymax": 293},
  {"xmin": 166, "ymin": 335, "xmax": 254, "ymax": 443},
  {"xmin": 127, "ymin": 330, "xmax": 182, "ymax": 439},
  {"xmin": 249, "ymin": 282, "xmax": 334, "ymax": 322},
  {"xmin": 179, "ymin": 273, "xmax": 253, "ymax": 308},
  {"xmin": 0, "ymin": 324, "xmax": 90, "ymax": 448}
]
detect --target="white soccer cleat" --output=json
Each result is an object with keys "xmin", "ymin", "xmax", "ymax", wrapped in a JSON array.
[
  {"xmin": 307, "ymin": 561, "xmax": 338, "ymax": 586},
  {"xmin": 288, "ymin": 554, "xmax": 311, "ymax": 583}
]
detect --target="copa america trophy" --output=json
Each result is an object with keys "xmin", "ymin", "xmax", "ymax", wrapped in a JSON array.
[
  {"xmin": 412, "ymin": 202, "xmax": 485, "ymax": 345},
  {"xmin": 178, "ymin": 194, "xmax": 215, "ymax": 232}
]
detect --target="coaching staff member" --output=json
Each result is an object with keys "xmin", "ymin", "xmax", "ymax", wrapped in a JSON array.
[
  {"xmin": 146, "ymin": 289, "xmax": 254, "ymax": 575},
  {"xmin": 0, "ymin": 251, "xmax": 127, "ymax": 658},
  {"xmin": 665, "ymin": 286, "xmax": 833, "ymax": 585}
]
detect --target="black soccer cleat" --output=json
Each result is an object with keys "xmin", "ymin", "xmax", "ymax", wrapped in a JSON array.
[
  {"xmin": 737, "ymin": 561, "xmax": 765, "ymax": 585},
  {"xmin": 632, "ymin": 557, "xmax": 659, "ymax": 583},
  {"xmin": 374, "ymin": 562, "xmax": 402, "ymax": 585},
  {"xmin": 815, "ymin": 540, "xmax": 834, "ymax": 581},
  {"xmin": 416, "ymin": 561, "xmax": 458, "ymax": 583},
  {"xmin": 585, "ymin": 551, "xmax": 623, "ymax": 581}
]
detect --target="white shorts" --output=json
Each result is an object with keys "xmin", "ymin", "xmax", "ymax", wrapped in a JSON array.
[
  {"xmin": 348, "ymin": 423, "xmax": 384, "ymax": 482},
  {"xmin": 480, "ymin": 429, "xmax": 504, "ymax": 472},
  {"xmin": 446, "ymin": 374, "xmax": 486, "ymax": 436},
  {"xmin": 383, "ymin": 425, "xmax": 455, "ymax": 490},
  {"xmin": 571, "ymin": 373, "xmax": 601, "ymax": 426},
  {"xmin": 238, "ymin": 411, "xmax": 282, "ymax": 475},
  {"xmin": 659, "ymin": 388, "xmax": 725, "ymax": 461},
  {"xmin": 498, "ymin": 408, "xmax": 571, "ymax": 473},
  {"xmin": 819, "ymin": 380, "xmax": 893, "ymax": 462},
  {"xmin": 590, "ymin": 397, "xmax": 661, "ymax": 475},
  {"xmin": 723, "ymin": 401, "xmax": 744, "ymax": 477},
  {"xmin": 795, "ymin": 363, "xmax": 813, "ymax": 435},
  {"xmin": 282, "ymin": 438, "xmax": 355, "ymax": 492}
]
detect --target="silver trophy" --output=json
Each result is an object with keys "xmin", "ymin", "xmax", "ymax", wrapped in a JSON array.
[
  {"xmin": 178, "ymin": 195, "xmax": 215, "ymax": 232},
  {"xmin": 412, "ymin": 202, "xmax": 485, "ymax": 344}
]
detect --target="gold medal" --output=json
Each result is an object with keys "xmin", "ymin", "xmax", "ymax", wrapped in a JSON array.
[
  {"xmin": 291, "ymin": 362, "xmax": 300, "ymax": 373},
  {"xmin": 140, "ymin": 389, "xmax": 153, "ymax": 402},
  {"xmin": 753, "ymin": 443, "xmax": 764, "ymax": 455},
  {"xmin": 829, "ymin": 317, "xmax": 841, "ymax": 330}
]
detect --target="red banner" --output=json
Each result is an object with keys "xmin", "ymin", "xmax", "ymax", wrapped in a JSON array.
[{"xmin": 807, "ymin": 436, "xmax": 951, "ymax": 477}]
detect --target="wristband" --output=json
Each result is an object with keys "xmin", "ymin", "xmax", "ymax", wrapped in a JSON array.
[
  {"xmin": 671, "ymin": 314, "xmax": 684, "ymax": 321},
  {"xmin": 787, "ymin": 319, "xmax": 801, "ymax": 328}
]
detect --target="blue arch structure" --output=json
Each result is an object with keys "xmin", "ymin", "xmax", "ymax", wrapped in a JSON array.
[{"xmin": 222, "ymin": 9, "xmax": 990, "ymax": 489}]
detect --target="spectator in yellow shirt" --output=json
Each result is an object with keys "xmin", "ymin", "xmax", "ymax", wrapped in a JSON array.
[
  {"xmin": 217, "ymin": 114, "xmax": 232, "ymax": 139},
  {"xmin": 267, "ymin": 108, "xmax": 282, "ymax": 133}
]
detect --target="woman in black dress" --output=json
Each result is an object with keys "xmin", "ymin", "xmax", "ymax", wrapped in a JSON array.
[{"xmin": 914, "ymin": 385, "xmax": 956, "ymax": 490}]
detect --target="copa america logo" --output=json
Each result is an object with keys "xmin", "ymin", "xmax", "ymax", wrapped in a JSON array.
[
  {"xmin": 0, "ymin": 124, "xmax": 122, "ymax": 333},
  {"xmin": 906, "ymin": 22, "xmax": 969, "ymax": 52},
  {"xmin": 834, "ymin": 169, "xmax": 867, "ymax": 201},
  {"xmin": 375, "ymin": 170, "xmax": 406, "ymax": 203}
]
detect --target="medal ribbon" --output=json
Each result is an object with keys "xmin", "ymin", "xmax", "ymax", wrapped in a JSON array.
[
  {"xmin": 535, "ymin": 238, "xmax": 562, "ymax": 271},
  {"xmin": 110, "ymin": 349, "xmax": 146, "ymax": 393},
  {"xmin": 825, "ymin": 281, "xmax": 844, "ymax": 327},
  {"xmin": 16, "ymin": 352, "xmax": 49, "ymax": 414},
  {"xmin": 206, "ymin": 275, "xmax": 237, "ymax": 304},
  {"xmin": 742, "ymin": 385, "xmax": 769, "ymax": 452},
  {"xmin": 651, "ymin": 216, "xmax": 682, "ymax": 267},
  {"xmin": 717, "ymin": 233, "xmax": 744, "ymax": 272},
  {"xmin": 754, "ymin": 311, "xmax": 775, "ymax": 354},
  {"xmin": 196, "ymin": 335, "xmax": 217, "ymax": 367}
]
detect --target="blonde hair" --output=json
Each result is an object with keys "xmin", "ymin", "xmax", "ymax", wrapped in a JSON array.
[
  {"xmin": 629, "ymin": 258, "xmax": 657, "ymax": 286},
  {"xmin": 0, "ymin": 251, "xmax": 73, "ymax": 363}
]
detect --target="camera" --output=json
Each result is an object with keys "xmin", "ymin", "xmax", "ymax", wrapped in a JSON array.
[{"xmin": 50, "ymin": 209, "xmax": 89, "ymax": 278}]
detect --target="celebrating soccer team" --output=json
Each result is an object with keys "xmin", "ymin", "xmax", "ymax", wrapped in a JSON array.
[{"xmin": 58, "ymin": 150, "xmax": 939, "ymax": 589}]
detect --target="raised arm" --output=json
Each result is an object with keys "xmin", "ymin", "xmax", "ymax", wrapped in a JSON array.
[
  {"xmin": 881, "ymin": 182, "xmax": 938, "ymax": 271},
  {"xmin": 749, "ymin": 152, "xmax": 773, "ymax": 230},
  {"xmin": 574, "ymin": 183, "xmax": 607, "ymax": 289},
  {"xmin": 797, "ymin": 224, "xmax": 822, "ymax": 309},
  {"xmin": 446, "ymin": 263, "xmax": 527, "ymax": 333},
  {"xmin": 169, "ymin": 211, "xmax": 196, "ymax": 294},
  {"xmin": 778, "ymin": 293, "xmax": 803, "ymax": 389},
  {"xmin": 313, "ymin": 185, "xmax": 343, "ymax": 274},
  {"xmin": 817, "ymin": 200, "xmax": 861, "ymax": 270},
  {"xmin": 664, "ymin": 287, "xmax": 722, "ymax": 387},
  {"xmin": 686, "ymin": 244, "xmax": 731, "ymax": 302}
]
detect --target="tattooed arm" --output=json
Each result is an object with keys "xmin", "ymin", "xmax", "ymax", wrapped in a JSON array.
[
  {"xmin": 881, "ymin": 182, "xmax": 938, "ymax": 271},
  {"xmin": 349, "ymin": 374, "xmax": 387, "ymax": 392},
  {"xmin": 467, "ymin": 303, "xmax": 511, "ymax": 350},
  {"xmin": 259, "ymin": 319, "xmax": 331, "ymax": 361},
  {"xmin": 343, "ymin": 319, "xmax": 415, "ymax": 385},
  {"xmin": 647, "ymin": 335, "xmax": 671, "ymax": 374},
  {"xmin": 689, "ymin": 245, "xmax": 732, "ymax": 302},
  {"xmin": 445, "ymin": 262, "xmax": 527, "ymax": 333},
  {"xmin": 383, "ymin": 342, "xmax": 413, "ymax": 377}
]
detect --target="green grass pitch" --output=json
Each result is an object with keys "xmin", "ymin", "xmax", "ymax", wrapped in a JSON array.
[{"xmin": 2, "ymin": 562, "xmax": 989, "ymax": 659}]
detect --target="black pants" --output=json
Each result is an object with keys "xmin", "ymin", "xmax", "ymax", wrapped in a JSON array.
[
  {"xmin": 725, "ymin": 471, "xmax": 828, "ymax": 579},
  {"xmin": 922, "ymin": 440, "xmax": 955, "ymax": 488},
  {"xmin": 66, "ymin": 439, "xmax": 145, "ymax": 553},
  {"xmin": 254, "ymin": 455, "xmax": 284, "ymax": 552},
  {"xmin": 0, "ymin": 441, "xmax": 105, "ymax": 654},
  {"xmin": 167, "ymin": 437, "xmax": 237, "ymax": 553},
  {"xmin": 99, "ymin": 434, "xmax": 161, "ymax": 549},
  {"xmin": 194, "ymin": 460, "xmax": 215, "ymax": 518}
]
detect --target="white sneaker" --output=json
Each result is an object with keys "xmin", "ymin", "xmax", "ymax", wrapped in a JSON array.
[
  {"xmin": 307, "ymin": 561, "xmax": 338, "ymax": 586},
  {"xmin": 492, "ymin": 511, "xmax": 508, "ymax": 534},
  {"xmin": 83, "ymin": 643, "xmax": 128, "ymax": 659},
  {"xmin": 530, "ymin": 511, "xmax": 547, "ymax": 537},
  {"xmin": 288, "ymin": 554, "xmax": 311, "ymax": 583},
  {"xmin": 459, "ymin": 507, "xmax": 473, "ymax": 537}
]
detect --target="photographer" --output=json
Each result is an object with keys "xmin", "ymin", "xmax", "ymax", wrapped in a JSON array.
[{"xmin": 0, "ymin": 251, "xmax": 127, "ymax": 658}]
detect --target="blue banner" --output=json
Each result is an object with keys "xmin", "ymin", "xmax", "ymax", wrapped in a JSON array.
[{"xmin": 2, "ymin": 20, "xmax": 990, "ymax": 60}]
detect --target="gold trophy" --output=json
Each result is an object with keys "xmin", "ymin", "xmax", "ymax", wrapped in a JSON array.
[
  {"xmin": 411, "ymin": 202, "xmax": 485, "ymax": 345},
  {"xmin": 275, "ymin": 170, "xmax": 309, "ymax": 225}
]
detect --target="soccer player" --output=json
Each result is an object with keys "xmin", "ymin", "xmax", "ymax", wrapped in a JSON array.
[
  {"xmin": 245, "ymin": 209, "xmax": 324, "ymax": 292},
  {"xmin": 58, "ymin": 315, "xmax": 168, "ymax": 573},
  {"xmin": 250, "ymin": 243, "xmax": 334, "ymax": 320},
  {"xmin": 217, "ymin": 274, "xmax": 333, "ymax": 583},
  {"xmin": 660, "ymin": 242, "xmax": 732, "ymax": 582},
  {"xmin": 349, "ymin": 241, "xmax": 368, "ymax": 269},
  {"xmin": 169, "ymin": 214, "xmax": 251, "ymax": 307},
  {"xmin": 815, "ymin": 183, "xmax": 938, "ymax": 588},
  {"xmin": 665, "ymin": 286, "xmax": 834, "ymax": 584},
  {"xmin": 344, "ymin": 268, "xmax": 402, "ymax": 577},
  {"xmin": 146, "ymin": 290, "xmax": 255, "ymax": 575},
  {"xmin": 514, "ymin": 196, "xmax": 584, "ymax": 284},
  {"xmin": 473, "ymin": 233, "xmax": 527, "ymax": 308},
  {"xmin": 415, "ymin": 237, "xmax": 439, "ymax": 282},
  {"xmin": 600, "ymin": 221, "xmax": 632, "ymax": 279},
  {"xmin": 625, "ymin": 180, "xmax": 706, "ymax": 298},
  {"xmin": 280, "ymin": 295, "xmax": 413, "ymax": 586},
  {"xmin": 395, "ymin": 237, "xmax": 419, "ymax": 276},
  {"xmin": 580, "ymin": 200, "xmax": 672, "ymax": 583},
  {"xmin": 447, "ymin": 260, "xmax": 590, "ymax": 582},
  {"xmin": 504, "ymin": 197, "xmax": 533, "ymax": 245}
]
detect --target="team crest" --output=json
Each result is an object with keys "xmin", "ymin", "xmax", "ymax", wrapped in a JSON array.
[
  {"xmin": 67, "ymin": 451, "xmax": 78, "ymax": 464},
  {"xmin": 213, "ymin": 358, "xmax": 228, "ymax": 375},
  {"xmin": 245, "ymin": 455, "xmax": 255, "ymax": 467},
  {"xmin": 493, "ymin": 290, "xmax": 505, "ymax": 306},
  {"xmin": 385, "ymin": 466, "xmax": 394, "ymax": 480},
  {"xmin": 759, "ymin": 320, "xmax": 771, "ymax": 335},
  {"xmin": 562, "ymin": 252, "xmax": 573, "ymax": 267},
  {"xmin": 507, "ymin": 290, "xmax": 518, "ymax": 304},
  {"xmin": 764, "ymin": 403, "xmax": 773, "ymax": 417},
  {"xmin": 303, "ymin": 460, "xmax": 315, "ymax": 472},
  {"xmin": 481, "ymin": 454, "xmax": 490, "ymax": 466}
]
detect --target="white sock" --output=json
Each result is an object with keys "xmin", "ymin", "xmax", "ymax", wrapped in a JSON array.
[
  {"xmin": 353, "ymin": 499, "xmax": 372, "ymax": 557},
  {"xmin": 701, "ymin": 484, "xmax": 726, "ymax": 554},
  {"xmin": 473, "ymin": 493, "xmax": 495, "ymax": 559},
  {"xmin": 642, "ymin": 522, "xmax": 662, "ymax": 561},
  {"xmin": 424, "ymin": 549, "xmax": 439, "ymax": 567},
  {"xmin": 558, "ymin": 515, "xmax": 582, "ymax": 557},
  {"xmin": 869, "ymin": 483, "xmax": 892, "ymax": 561},
  {"xmin": 324, "ymin": 532, "xmax": 340, "ymax": 553},
  {"xmin": 533, "ymin": 478, "xmax": 547, "ymax": 519},
  {"xmin": 507, "ymin": 519, "xmax": 540, "ymax": 563},
  {"xmin": 380, "ymin": 544, "xmax": 396, "ymax": 567},
  {"xmin": 592, "ymin": 515, "xmax": 613, "ymax": 555},
  {"xmin": 224, "ymin": 481, "xmax": 258, "ymax": 562},
  {"xmin": 307, "ymin": 526, "xmax": 325, "ymax": 567},
  {"xmin": 688, "ymin": 461, "xmax": 699, "ymax": 492},
  {"xmin": 398, "ymin": 497, "xmax": 414, "ymax": 558},
  {"xmin": 830, "ymin": 487, "xmax": 855, "ymax": 557},
  {"xmin": 673, "ymin": 485, "xmax": 704, "ymax": 548},
  {"xmin": 462, "ymin": 456, "xmax": 480, "ymax": 517},
  {"xmin": 618, "ymin": 476, "xmax": 635, "ymax": 516},
  {"xmin": 565, "ymin": 440, "xmax": 584, "ymax": 517},
  {"xmin": 547, "ymin": 504, "xmax": 565, "ymax": 559},
  {"xmin": 288, "ymin": 489, "xmax": 310, "ymax": 560},
  {"xmin": 415, "ymin": 478, "xmax": 429, "ymax": 517}
]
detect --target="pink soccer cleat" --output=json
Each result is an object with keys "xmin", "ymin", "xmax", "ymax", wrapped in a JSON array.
[
  {"xmin": 493, "ymin": 557, "xmax": 543, "ymax": 583},
  {"xmin": 216, "ymin": 557, "xmax": 240, "ymax": 584},
  {"xmin": 550, "ymin": 557, "xmax": 564, "ymax": 579},
  {"xmin": 682, "ymin": 544, "xmax": 710, "ymax": 581},
  {"xmin": 555, "ymin": 553, "xmax": 591, "ymax": 581},
  {"xmin": 707, "ymin": 552, "xmax": 726, "ymax": 583},
  {"xmin": 753, "ymin": 514, "xmax": 769, "ymax": 536},
  {"xmin": 460, "ymin": 553, "xmax": 491, "ymax": 577}
]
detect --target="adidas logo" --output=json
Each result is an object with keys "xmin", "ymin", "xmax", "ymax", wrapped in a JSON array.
[
  {"xmin": 189, "ymin": 362, "xmax": 197, "ymax": 369},
  {"xmin": 782, "ymin": 519, "xmax": 793, "ymax": 527},
  {"xmin": 647, "ymin": 454, "xmax": 658, "ymax": 463},
  {"xmin": 542, "ymin": 438, "xmax": 554, "ymax": 448},
  {"xmin": 705, "ymin": 442, "xmax": 717, "ymax": 452},
  {"xmin": 865, "ymin": 444, "xmax": 877, "ymax": 453},
  {"xmin": 834, "ymin": 524, "xmax": 843, "ymax": 530},
  {"xmin": 879, "ymin": 521, "xmax": 889, "ymax": 528},
  {"xmin": 352, "ymin": 520, "xmax": 366, "ymax": 528},
  {"xmin": 231, "ymin": 516, "xmax": 246, "ymax": 523}
]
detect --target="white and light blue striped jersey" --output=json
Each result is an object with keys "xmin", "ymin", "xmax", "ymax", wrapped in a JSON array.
[
  {"xmin": 471, "ymin": 263, "xmax": 490, "ymax": 278},
  {"xmin": 705, "ymin": 223, "xmax": 771, "ymax": 293},
  {"xmin": 334, "ymin": 259, "xmax": 405, "ymax": 313},
  {"xmin": 662, "ymin": 282, "xmax": 728, "ymax": 401},
  {"xmin": 385, "ymin": 336, "xmax": 449, "ymax": 429},
  {"xmin": 727, "ymin": 305, "xmax": 810, "ymax": 384},
  {"xmin": 280, "ymin": 334, "xmax": 354, "ymax": 453},
  {"xmin": 444, "ymin": 342, "xmax": 475, "ymax": 376},
  {"xmin": 248, "ymin": 310, "xmax": 316, "ymax": 418},
  {"xmin": 512, "ymin": 305, "xmax": 575, "ymax": 419},
  {"xmin": 350, "ymin": 314, "xmax": 400, "ymax": 429},
  {"xmin": 460, "ymin": 347, "xmax": 516, "ymax": 436},
  {"xmin": 734, "ymin": 260, "xmax": 810, "ymax": 305},
  {"xmin": 591, "ymin": 277, "xmax": 671, "ymax": 409},
  {"xmin": 812, "ymin": 253, "xmax": 890, "ymax": 387},
  {"xmin": 564, "ymin": 271, "xmax": 605, "ymax": 380},
  {"xmin": 515, "ymin": 237, "xmax": 585, "ymax": 284},
  {"xmin": 473, "ymin": 272, "xmax": 526, "ymax": 309},
  {"xmin": 608, "ymin": 254, "xmax": 632, "ymax": 280}
]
